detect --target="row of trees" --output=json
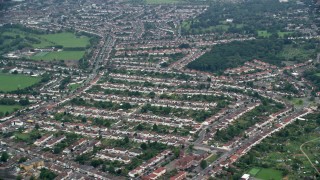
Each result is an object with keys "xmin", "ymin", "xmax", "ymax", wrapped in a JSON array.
[
  {"xmin": 70, "ymin": 97, "xmax": 135, "ymax": 111},
  {"xmin": 182, "ymin": 0, "xmax": 308, "ymax": 36}
]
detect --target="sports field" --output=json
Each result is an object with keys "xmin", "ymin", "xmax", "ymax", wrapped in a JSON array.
[
  {"xmin": 31, "ymin": 51, "xmax": 85, "ymax": 61},
  {"xmin": 0, "ymin": 73, "xmax": 41, "ymax": 92},
  {"xmin": 36, "ymin": 33, "xmax": 90, "ymax": 48},
  {"xmin": 248, "ymin": 168, "xmax": 282, "ymax": 180},
  {"xmin": 0, "ymin": 28, "xmax": 91, "ymax": 61}
]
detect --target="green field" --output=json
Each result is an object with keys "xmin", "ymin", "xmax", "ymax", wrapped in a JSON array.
[
  {"xmin": 255, "ymin": 168, "xmax": 282, "ymax": 180},
  {"xmin": 257, "ymin": 30, "xmax": 272, "ymax": 38},
  {"xmin": 248, "ymin": 168, "xmax": 282, "ymax": 180},
  {"xmin": 235, "ymin": 113, "xmax": 320, "ymax": 179},
  {"xmin": 248, "ymin": 168, "xmax": 260, "ymax": 176},
  {"xmin": 2, "ymin": 30, "xmax": 90, "ymax": 49},
  {"xmin": 1, "ymin": 28, "xmax": 92, "ymax": 61},
  {"xmin": 36, "ymin": 33, "xmax": 90, "ymax": 48},
  {"xmin": 278, "ymin": 31, "xmax": 293, "ymax": 38},
  {"xmin": 0, "ymin": 105, "xmax": 22, "ymax": 114},
  {"xmin": 206, "ymin": 153, "xmax": 219, "ymax": 164},
  {"xmin": 31, "ymin": 51, "xmax": 85, "ymax": 61},
  {"xmin": 0, "ymin": 73, "xmax": 41, "ymax": 92},
  {"xmin": 68, "ymin": 83, "xmax": 81, "ymax": 91},
  {"xmin": 257, "ymin": 30, "xmax": 293, "ymax": 38},
  {"xmin": 14, "ymin": 132, "xmax": 31, "ymax": 141}
]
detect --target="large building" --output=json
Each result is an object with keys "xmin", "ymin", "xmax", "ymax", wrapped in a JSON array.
[{"xmin": 20, "ymin": 158, "xmax": 44, "ymax": 171}]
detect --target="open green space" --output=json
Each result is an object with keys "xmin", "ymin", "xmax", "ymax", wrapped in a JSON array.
[
  {"xmin": 0, "ymin": 105, "xmax": 21, "ymax": 115},
  {"xmin": 14, "ymin": 132, "xmax": 31, "ymax": 142},
  {"xmin": 257, "ymin": 30, "xmax": 272, "ymax": 38},
  {"xmin": 31, "ymin": 51, "xmax": 85, "ymax": 61},
  {"xmin": 36, "ymin": 33, "xmax": 90, "ymax": 48},
  {"xmin": 248, "ymin": 168, "xmax": 260, "ymax": 176},
  {"xmin": 0, "ymin": 73, "xmax": 41, "ymax": 92},
  {"xmin": 33, "ymin": 51, "xmax": 49, "ymax": 57},
  {"xmin": 68, "ymin": 83, "xmax": 82, "ymax": 91},
  {"xmin": 304, "ymin": 69, "xmax": 320, "ymax": 90},
  {"xmin": 1, "ymin": 30, "xmax": 90, "ymax": 49},
  {"xmin": 0, "ymin": 26, "xmax": 95, "ymax": 62},
  {"xmin": 254, "ymin": 168, "xmax": 283, "ymax": 180},
  {"xmin": 206, "ymin": 154, "xmax": 219, "ymax": 164},
  {"xmin": 231, "ymin": 112, "xmax": 320, "ymax": 179},
  {"xmin": 257, "ymin": 30, "xmax": 292, "ymax": 38},
  {"xmin": 289, "ymin": 98, "xmax": 304, "ymax": 106}
]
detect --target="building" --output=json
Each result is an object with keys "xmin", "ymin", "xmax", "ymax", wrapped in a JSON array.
[
  {"xmin": 169, "ymin": 171, "xmax": 187, "ymax": 180},
  {"xmin": 175, "ymin": 155, "xmax": 195, "ymax": 170},
  {"xmin": 153, "ymin": 167, "xmax": 166, "ymax": 178},
  {"xmin": 20, "ymin": 158, "xmax": 44, "ymax": 171},
  {"xmin": 34, "ymin": 134, "xmax": 53, "ymax": 146},
  {"xmin": 241, "ymin": 174, "xmax": 250, "ymax": 180}
]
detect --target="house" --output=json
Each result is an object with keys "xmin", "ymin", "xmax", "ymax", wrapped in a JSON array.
[
  {"xmin": 169, "ymin": 171, "xmax": 187, "ymax": 180},
  {"xmin": 175, "ymin": 155, "xmax": 195, "ymax": 170},
  {"xmin": 34, "ymin": 134, "xmax": 53, "ymax": 146},
  {"xmin": 128, "ymin": 167, "xmax": 144, "ymax": 178},
  {"xmin": 153, "ymin": 167, "xmax": 166, "ymax": 177},
  {"xmin": 241, "ymin": 174, "xmax": 250, "ymax": 180}
]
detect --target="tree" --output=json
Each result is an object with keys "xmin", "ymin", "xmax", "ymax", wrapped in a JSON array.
[
  {"xmin": 39, "ymin": 168, "xmax": 57, "ymax": 180},
  {"xmin": 188, "ymin": 144, "xmax": 194, "ymax": 153},
  {"xmin": 148, "ymin": 92, "xmax": 156, "ymax": 99},
  {"xmin": 200, "ymin": 160, "xmax": 207, "ymax": 169},
  {"xmin": 141, "ymin": 143, "xmax": 147, "ymax": 150},
  {"xmin": 0, "ymin": 151, "xmax": 9, "ymax": 162},
  {"xmin": 152, "ymin": 124, "xmax": 158, "ymax": 131},
  {"xmin": 124, "ymin": 136, "xmax": 129, "ymax": 144},
  {"xmin": 136, "ymin": 124, "xmax": 144, "ymax": 131},
  {"xmin": 18, "ymin": 157, "xmax": 27, "ymax": 163}
]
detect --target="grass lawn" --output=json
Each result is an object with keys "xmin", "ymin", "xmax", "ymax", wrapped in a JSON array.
[
  {"xmin": 68, "ymin": 83, "xmax": 81, "ymax": 91},
  {"xmin": 278, "ymin": 31, "xmax": 293, "ymax": 38},
  {"xmin": 289, "ymin": 98, "xmax": 304, "ymax": 106},
  {"xmin": 31, "ymin": 51, "xmax": 85, "ymax": 61},
  {"xmin": 0, "ymin": 73, "xmax": 41, "ymax": 92},
  {"xmin": 315, "ymin": 73, "xmax": 320, "ymax": 77},
  {"xmin": 255, "ymin": 168, "xmax": 282, "ymax": 180},
  {"xmin": 1, "ymin": 29, "xmax": 90, "ymax": 49},
  {"xmin": 257, "ymin": 30, "xmax": 272, "ymax": 38},
  {"xmin": 14, "ymin": 132, "xmax": 31, "ymax": 141},
  {"xmin": 248, "ymin": 168, "xmax": 260, "ymax": 176},
  {"xmin": 37, "ymin": 33, "xmax": 90, "ymax": 48},
  {"xmin": 206, "ymin": 154, "xmax": 219, "ymax": 164},
  {"xmin": 146, "ymin": 0, "xmax": 180, "ymax": 4},
  {"xmin": 279, "ymin": 45, "xmax": 314, "ymax": 61},
  {"xmin": 33, "ymin": 52, "xmax": 49, "ymax": 57},
  {"xmin": 0, "ymin": 105, "xmax": 22, "ymax": 114}
]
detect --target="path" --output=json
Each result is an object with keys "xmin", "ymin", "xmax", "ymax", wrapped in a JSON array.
[{"xmin": 300, "ymin": 137, "xmax": 320, "ymax": 175}]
